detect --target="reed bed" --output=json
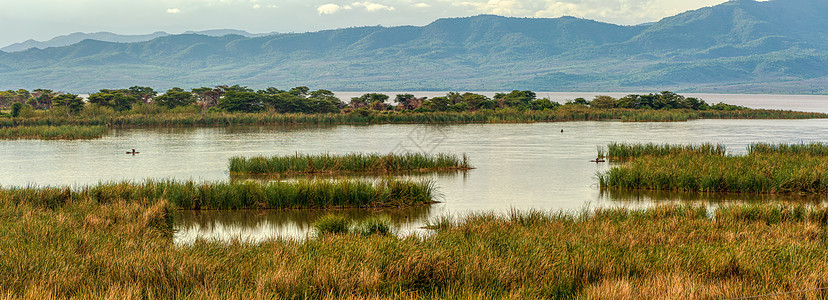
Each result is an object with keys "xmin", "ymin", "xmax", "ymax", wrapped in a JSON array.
[
  {"xmin": 4, "ymin": 199, "xmax": 828, "ymax": 298},
  {"xmin": 0, "ymin": 125, "xmax": 108, "ymax": 140},
  {"xmin": 229, "ymin": 152, "xmax": 472, "ymax": 175},
  {"xmin": 2, "ymin": 108, "xmax": 825, "ymax": 129},
  {"xmin": 603, "ymin": 142, "xmax": 726, "ymax": 159},
  {"xmin": 748, "ymin": 142, "xmax": 828, "ymax": 156},
  {"xmin": 599, "ymin": 152, "xmax": 828, "ymax": 194},
  {"xmin": 0, "ymin": 179, "xmax": 437, "ymax": 210}
]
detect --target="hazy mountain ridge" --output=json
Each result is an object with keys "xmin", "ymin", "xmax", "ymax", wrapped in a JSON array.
[
  {"xmin": 1, "ymin": 0, "xmax": 826, "ymax": 94},
  {"xmin": 0, "ymin": 30, "xmax": 273, "ymax": 53}
]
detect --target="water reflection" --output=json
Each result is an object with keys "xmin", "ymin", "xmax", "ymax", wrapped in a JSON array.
[{"xmin": 174, "ymin": 206, "xmax": 432, "ymax": 244}]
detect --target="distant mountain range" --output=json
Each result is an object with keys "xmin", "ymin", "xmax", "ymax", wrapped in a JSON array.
[
  {"xmin": 0, "ymin": 30, "xmax": 275, "ymax": 52},
  {"xmin": 1, "ymin": 0, "xmax": 827, "ymax": 94}
]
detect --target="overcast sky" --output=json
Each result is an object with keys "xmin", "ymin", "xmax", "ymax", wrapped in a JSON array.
[{"xmin": 1, "ymin": 0, "xmax": 733, "ymax": 47}]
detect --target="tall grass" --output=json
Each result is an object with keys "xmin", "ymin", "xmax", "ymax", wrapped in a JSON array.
[
  {"xmin": 748, "ymin": 142, "xmax": 828, "ymax": 156},
  {"xmin": 599, "ymin": 152, "xmax": 828, "ymax": 194},
  {"xmin": 5, "ymin": 199, "xmax": 828, "ymax": 298},
  {"xmin": 0, "ymin": 125, "xmax": 108, "ymax": 140},
  {"xmin": 0, "ymin": 179, "xmax": 438, "ymax": 210},
  {"xmin": 229, "ymin": 152, "xmax": 472, "ymax": 175},
  {"xmin": 603, "ymin": 142, "xmax": 726, "ymax": 159}
]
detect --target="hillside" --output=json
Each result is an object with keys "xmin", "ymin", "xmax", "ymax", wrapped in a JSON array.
[{"xmin": 0, "ymin": 0, "xmax": 826, "ymax": 93}]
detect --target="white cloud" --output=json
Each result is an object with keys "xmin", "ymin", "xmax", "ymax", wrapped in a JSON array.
[
  {"xmin": 166, "ymin": 8, "xmax": 181, "ymax": 14},
  {"xmin": 351, "ymin": 2, "xmax": 395, "ymax": 12},
  {"xmin": 318, "ymin": 2, "xmax": 394, "ymax": 15},
  {"xmin": 413, "ymin": 3, "xmax": 431, "ymax": 8},
  {"xmin": 317, "ymin": 3, "xmax": 350, "ymax": 15}
]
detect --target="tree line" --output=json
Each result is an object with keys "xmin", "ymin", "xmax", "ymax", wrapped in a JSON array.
[{"xmin": 0, "ymin": 86, "xmax": 745, "ymax": 117}]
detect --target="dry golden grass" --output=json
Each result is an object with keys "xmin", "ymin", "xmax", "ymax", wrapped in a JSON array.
[{"xmin": 2, "ymin": 189, "xmax": 828, "ymax": 298}]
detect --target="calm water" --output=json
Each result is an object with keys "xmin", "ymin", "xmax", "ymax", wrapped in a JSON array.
[{"xmin": 2, "ymin": 94, "xmax": 828, "ymax": 243}]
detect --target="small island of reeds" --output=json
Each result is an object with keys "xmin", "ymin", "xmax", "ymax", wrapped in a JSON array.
[
  {"xmin": 0, "ymin": 125, "xmax": 108, "ymax": 140},
  {"xmin": 229, "ymin": 152, "xmax": 472, "ymax": 176},
  {"xmin": 599, "ymin": 142, "xmax": 828, "ymax": 194},
  {"xmin": 601, "ymin": 142, "xmax": 727, "ymax": 160},
  {"xmin": 3, "ymin": 179, "xmax": 437, "ymax": 210}
]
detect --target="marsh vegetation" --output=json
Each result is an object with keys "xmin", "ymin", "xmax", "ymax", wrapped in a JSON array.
[
  {"xmin": 229, "ymin": 152, "xmax": 472, "ymax": 176},
  {"xmin": 600, "ymin": 142, "xmax": 828, "ymax": 194},
  {"xmin": 1, "ymin": 179, "xmax": 438, "ymax": 210},
  {"xmin": 4, "ymin": 195, "xmax": 828, "ymax": 298}
]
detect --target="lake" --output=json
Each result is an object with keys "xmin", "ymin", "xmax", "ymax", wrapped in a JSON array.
[{"xmin": 2, "ymin": 94, "xmax": 828, "ymax": 243}]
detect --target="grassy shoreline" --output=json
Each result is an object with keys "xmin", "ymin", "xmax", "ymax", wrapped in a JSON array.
[
  {"xmin": 3, "ymin": 199, "xmax": 828, "ymax": 298},
  {"xmin": 229, "ymin": 153, "xmax": 472, "ymax": 176},
  {"xmin": 3, "ymin": 107, "xmax": 826, "ymax": 129}
]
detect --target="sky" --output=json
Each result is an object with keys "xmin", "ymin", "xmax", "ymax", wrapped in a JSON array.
[{"xmin": 0, "ymin": 0, "xmax": 734, "ymax": 47}]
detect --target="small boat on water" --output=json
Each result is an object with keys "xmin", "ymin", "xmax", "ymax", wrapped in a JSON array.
[
  {"xmin": 126, "ymin": 149, "xmax": 140, "ymax": 155},
  {"xmin": 590, "ymin": 158, "xmax": 606, "ymax": 163}
]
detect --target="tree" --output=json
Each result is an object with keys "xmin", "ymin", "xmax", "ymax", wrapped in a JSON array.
[
  {"xmin": 423, "ymin": 97, "xmax": 451, "ymax": 111},
  {"xmin": 219, "ymin": 90, "xmax": 264, "ymax": 112},
  {"xmin": 531, "ymin": 99, "xmax": 560, "ymax": 110},
  {"xmin": 192, "ymin": 87, "xmax": 224, "ymax": 111},
  {"xmin": 395, "ymin": 94, "xmax": 424, "ymax": 111},
  {"xmin": 30, "ymin": 89, "xmax": 55, "ymax": 109},
  {"xmin": 154, "ymin": 88, "xmax": 195, "ymax": 109},
  {"xmin": 590, "ymin": 96, "xmax": 616, "ymax": 109},
  {"xmin": 496, "ymin": 90, "xmax": 536, "ymax": 108},
  {"xmin": 219, "ymin": 85, "xmax": 253, "ymax": 93},
  {"xmin": 52, "ymin": 94, "xmax": 84, "ymax": 117},
  {"xmin": 289, "ymin": 86, "xmax": 310, "ymax": 97},
  {"xmin": 461, "ymin": 93, "xmax": 492, "ymax": 111},
  {"xmin": 128, "ymin": 86, "xmax": 157, "ymax": 105},
  {"xmin": 88, "ymin": 90, "xmax": 137, "ymax": 111},
  {"xmin": 350, "ymin": 93, "xmax": 388, "ymax": 109},
  {"xmin": 10, "ymin": 102, "xmax": 23, "ymax": 117}
]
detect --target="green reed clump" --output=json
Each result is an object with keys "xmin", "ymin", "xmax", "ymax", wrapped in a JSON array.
[
  {"xmin": 0, "ymin": 179, "xmax": 437, "ymax": 210},
  {"xmin": 311, "ymin": 215, "xmax": 393, "ymax": 236},
  {"xmin": 355, "ymin": 217, "xmax": 393, "ymax": 236},
  {"xmin": 599, "ymin": 152, "xmax": 828, "ymax": 194},
  {"xmin": 313, "ymin": 214, "xmax": 351, "ymax": 235},
  {"xmin": 748, "ymin": 142, "xmax": 828, "ymax": 156},
  {"xmin": 229, "ymin": 152, "xmax": 472, "ymax": 175},
  {"xmin": 0, "ymin": 125, "xmax": 108, "ymax": 140},
  {"xmin": 604, "ymin": 142, "xmax": 726, "ymax": 159}
]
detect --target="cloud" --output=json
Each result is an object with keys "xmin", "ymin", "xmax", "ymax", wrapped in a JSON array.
[
  {"xmin": 413, "ymin": 3, "xmax": 431, "ymax": 8},
  {"xmin": 352, "ymin": 2, "xmax": 395, "ymax": 12},
  {"xmin": 317, "ymin": 3, "xmax": 350, "ymax": 15},
  {"xmin": 318, "ymin": 2, "xmax": 394, "ymax": 15},
  {"xmin": 166, "ymin": 8, "xmax": 181, "ymax": 14}
]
